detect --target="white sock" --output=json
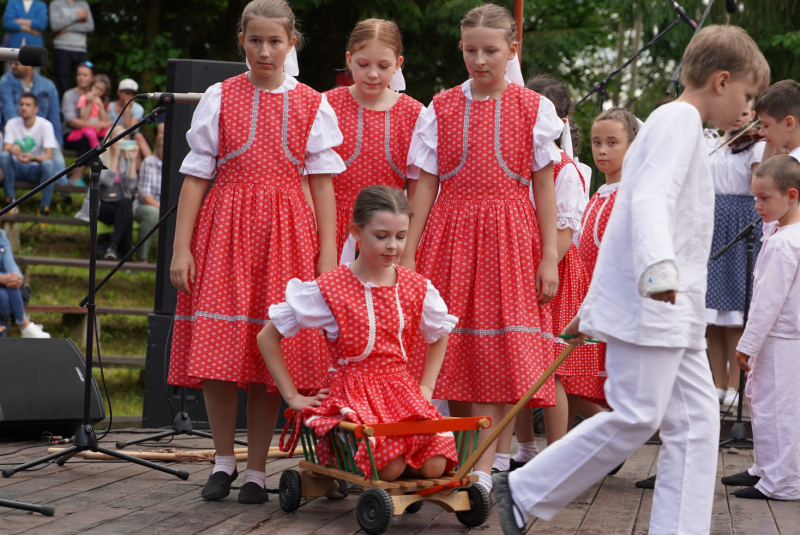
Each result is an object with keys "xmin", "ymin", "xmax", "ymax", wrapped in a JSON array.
[
  {"xmin": 493, "ymin": 453, "xmax": 510, "ymax": 472},
  {"xmin": 474, "ymin": 470, "xmax": 492, "ymax": 493},
  {"xmin": 212, "ymin": 454, "xmax": 237, "ymax": 476},
  {"xmin": 243, "ymin": 469, "xmax": 266, "ymax": 488},
  {"xmin": 512, "ymin": 441, "xmax": 539, "ymax": 463}
]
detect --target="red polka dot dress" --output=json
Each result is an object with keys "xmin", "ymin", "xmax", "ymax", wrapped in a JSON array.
[
  {"xmin": 168, "ymin": 73, "xmax": 332, "ymax": 392},
  {"xmin": 270, "ymin": 265, "xmax": 459, "ymax": 477},
  {"xmin": 568, "ymin": 182, "xmax": 621, "ymax": 405},
  {"xmin": 548, "ymin": 153, "xmax": 602, "ymax": 403},
  {"xmin": 325, "ymin": 87, "xmax": 424, "ymax": 261},
  {"xmin": 412, "ymin": 83, "xmax": 558, "ymax": 406}
]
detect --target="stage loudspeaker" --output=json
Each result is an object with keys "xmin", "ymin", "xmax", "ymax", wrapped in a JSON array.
[{"xmin": 0, "ymin": 339, "xmax": 105, "ymax": 439}]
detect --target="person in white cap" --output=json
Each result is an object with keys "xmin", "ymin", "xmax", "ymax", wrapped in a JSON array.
[{"xmin": 108, "ymin": 78, "xmax": 152, "ymax": 159}]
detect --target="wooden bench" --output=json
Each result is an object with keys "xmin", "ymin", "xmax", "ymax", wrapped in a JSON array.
[
  {"xmin": 1, "ymin": 214, "xmax": 146, "ymax": 253},
  {"xmin": 15, "ymin": 180, "xmax": 87, "ymax": 194},
  {"xmin": 97, "ymin": 355, "xmax": 146, "ymax": 370},
  {"xmin": 14, "ymin": 255, "xmax": 157, "ymax": 272}
]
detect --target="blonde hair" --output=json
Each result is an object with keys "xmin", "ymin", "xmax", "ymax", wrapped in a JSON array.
[
  {"xmin": 754, "ymin": 154, "xmax": 800, "ymax": 194},
  {"xmin": 595, "ymin": 108, "xmax": 639, "ymax": 143},
  {"xmin": 348, "ymin": 19, "xmax": 403, "ymax": 58},
  {"xmin": 680, "ymin": 25, "xmax": 769, "ymax": 91},
  {"xmin": 460, "ymin": 3, "xmax": 516, "ymax": 47},
  {"xmin": 238, "ymin": 0, "xmax": 304, "ymax": 53}
]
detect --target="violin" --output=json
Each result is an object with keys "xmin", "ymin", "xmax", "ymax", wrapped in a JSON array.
[{"xmin": 723, "ymin": 117, "xmax": 764, "ymax": 154}]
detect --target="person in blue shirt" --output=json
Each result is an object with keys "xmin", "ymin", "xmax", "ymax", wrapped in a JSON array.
[
  {"xmin": 2, "ymin": 0, "xmax": 48, "ymax": 48},
  {"xmin": 0, "ymin": 61, "xmax": 67, "ymax": 188}
]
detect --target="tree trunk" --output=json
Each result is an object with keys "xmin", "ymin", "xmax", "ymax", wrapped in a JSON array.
[
  {"xmin": 142, "ymin": 0, "xmax": 162, "ymax": 91},
  {"xmin": 611, "ymin": 19, "xmax": 625, "ymax": 108},
  {"xmin": 628, "ymin": 13, "xmax": 643, "ymax": 113}
]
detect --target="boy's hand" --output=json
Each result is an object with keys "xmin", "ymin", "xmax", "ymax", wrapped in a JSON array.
[
  {"xmin": 650, "ymin": 290, "xmax": 676, "ymax": 304},
  {"xmin": 285, "ymin": 389, "xmax": 330, "ymax": 410},
  {"xmin": 561, "ymin": 316, "xmax": 587, "ymax": 345},
  {"xmin": 736, "ymin": 351, "xmax": 751, "ymax": 372}
]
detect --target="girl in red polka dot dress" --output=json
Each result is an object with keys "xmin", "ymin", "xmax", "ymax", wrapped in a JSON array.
[
  {"xmin": 400, "ymin": 4, "xmax": 563, "ymax": 493},
  {"xmin": 168, "ymin": 0, "xmax": 345, "ymax": 504},
  {"xmin": 259, "ymin": 186, "xmax": 459, "ymax": 481},
  {"xmin": 326, "ymin": 19, "xmax": 425, "ymax": 263}
]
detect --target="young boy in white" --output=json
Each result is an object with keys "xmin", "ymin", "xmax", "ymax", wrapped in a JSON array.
[
  {"xmin": 733, "ymin": 155, "xmax": 800, "ymax": 501},
  {"xmin": 493, "ymin": 25, "xmax": 770, "ymax": 535},
  {"xmin": 755, "ymin": 80, "xmax": 800, "ymax": 166}
]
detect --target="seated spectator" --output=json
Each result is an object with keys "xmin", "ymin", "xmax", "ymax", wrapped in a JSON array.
[
  {"xmin": 0, "ymin": 228, "xmax": 50, "ymax": 338},
  {"xmin": 66, "ymin": 76, "xmax": 109, "ymax": 149},
  {"xmin": 108, "ymin": 78, "xmax": 152, "ymax": 159},
  {"xmin": 2, "ymin": 0, "xmax": 48, "ymax": 48},
  {"xmin": 134, "ymin": 134, "xmax": 162, "ymax": 263},
  {"xmin": 62, "ymin": 67, "xmax": 109, "ymax": 184},
  {"xmin": 1, "ymin": 93, "xmax": 58, "ymax": 215},
  {"xmin": 0, "ymin": 60, "xmax": 67, "ymax": 184},
  {"xmin": 49, "ymin": 0, "xmax": 94, "ymax": 97},
  {"xmin": 97, "ymin": 126, "xmax": 138, "ymax": 260}
]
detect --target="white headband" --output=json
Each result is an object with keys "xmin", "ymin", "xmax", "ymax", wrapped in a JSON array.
[
  {"xmin": 389, "ymin": 67, "xmax": 406, "ymax": 92},
  {"xmin": 506, "ymin": 56, "xmax": 525, "ymax": 87},
  {"xmin": 560, "ymin": 119, "xmax": 573, "ymax": 158},
  {"xmin": 245, "ymin": 47, "xmax": 300, "ymax": 76}
]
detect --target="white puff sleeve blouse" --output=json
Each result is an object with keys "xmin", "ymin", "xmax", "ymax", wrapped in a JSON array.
[
  {"xmin": 405, "ymin": 79, "xmax": 564, "ymax": 179},
  {"xmin": 179, "ymin": 75, "xmax": 346, "ymax": 179},
  {"xmin": 269, "ymin": 275, "xmax": 458, "ymax": 345}
]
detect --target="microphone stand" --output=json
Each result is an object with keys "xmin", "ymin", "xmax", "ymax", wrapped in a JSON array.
[
  {"xmin": 1, "ymin": 107, "xmax": 190, "ymax": 481},
  {"xmin": 666, "ymin": 0, "xmax": 716, "ymax": 97},
  {"xmin": 715, "ymin": 217, "xmax": 761, "ymax": 448}
]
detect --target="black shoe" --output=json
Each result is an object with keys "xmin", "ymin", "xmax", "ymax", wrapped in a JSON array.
[
  {"xmin": 607, "ymin": 461, "xmax": 625, "ymax": 476},
  {"xmin": 733, "ymin": 486, "xmax": 769, "ymax": 500},
  {"xmin": 237, "ymin": 481, "xmax": 269, "ymax": 504},
  {"xmin": 491, "ymin": 467, "xmax": 506, "ymax": 475},
  {"xmin": 492, "ymin": 471, "xmax": 524, "ymax": 535},
  {"xmin": 635, "ymin": 475, "xmax": 656, "ymax": 489},
  {"xmin": 37, "ymin": 205, "xmax": 50, "ymax": 216},
  {"xmin": 201, "ymin": 469, "xmax": 238, "ymax": 500},
  {"xmin": 509, "ymin": 458, "xmax": 527, "ymax": 472},
  {"xmin": 104, "ymin": 244, "xmax": 119, "ymax": 261},
  {"xmin": 721, "ymin": 471, "xmax": 761, "ymax": 487}
]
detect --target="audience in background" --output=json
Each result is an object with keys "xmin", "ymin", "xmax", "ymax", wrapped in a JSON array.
[
  {"xmin": 1, "ymin": 93, "xmax": 58, "ymax": 216},
  {"xmin": 0, "ymin": 229, "xmax": 50, "ymax": 338},
  {"xmin": 69, "ymin": 75, "xmax": 110, "ymax": 148},
  {"xmin": 134, "ymin": 134, "xmax": 162, "ymax": 263},
  {"xmin": 96, "ymin": 126, "xmax": 138, "ymax": 261},
  {"xmin": 2, "ymin": 0, "xmax": 48, "ymax": 48},
  {"xmin": 108, "ymin": 78, "xmax": 152, "ymax": 159},
  {"xmin": 49, "ymin": 0, "xmax": 94, "ymax": 97}
]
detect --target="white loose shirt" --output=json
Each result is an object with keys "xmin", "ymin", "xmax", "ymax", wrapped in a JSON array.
[
  {"xmin": 269, "ymin": 271, "xmax": 458, "ymax": 345},
  {"xmin": 405, "ymin": 79, "xmax": 563, "ymax": 179},
  {"xmin": 4, "ymin": 116, "xmax": 58, "ymax": 161},
  {"xmin": 180, "ymin": 74, "xmax": 346, "ymax": 179},
  {"xmin": 577, "ymin": 101, "xmax": 715, "ymax": 350},
  {"xmin": 790, "ymin": 146, "xmax": 800, "ymax": 165},
  {"xmin": 705, "ymin": 130, "xmax": 765, "ymax": 196},
  {"xmin": 737, "ymin": 221, "xmax": 800, "ymax": 356}
]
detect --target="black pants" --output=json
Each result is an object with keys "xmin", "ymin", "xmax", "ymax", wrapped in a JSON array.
[
  {"xmin": 62, "ymin": 134, "xmax": 91, "ymax": 156},
  {"xmin": 98, "ymin": 198, "xmax": 133, "ymax": 253},
  {"xmin": 54, "ymin": 49, "xmax": 89, "ymax": 97}
]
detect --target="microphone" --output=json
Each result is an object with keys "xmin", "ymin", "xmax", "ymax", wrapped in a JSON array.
[
  {"xmin": 0, "ymin": 46, "xmax": 48, "ymax": 67},
  {"xmin": 669, "ymin": 0, "xmax": 697, "ymax": 29},
  {"xmin": 137, "ymin": 92, "xmax": 205, "ymax": 104},
  {"xmin": 726, "ymin": 0, "xmax": 738, "ymax": 13}
]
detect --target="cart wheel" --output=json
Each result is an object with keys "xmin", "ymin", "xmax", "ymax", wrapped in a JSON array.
[
  {"xmin": 279, "ymin": 470, "xmax": 303, "ymax": 512},
  {"xmin": 455, "ymin": 484, "xmax": 491, "ymax": 528},
  {"xmin": 404, "ymin": 500, "xmax": 424, "ymax": 514},
  {"xmin": 326, "ymin": 479, "xmax": 348, "ymax": 500},
  {"xmin": 356, "ymin": 488, "xmax": 394, "ymax": 534}
]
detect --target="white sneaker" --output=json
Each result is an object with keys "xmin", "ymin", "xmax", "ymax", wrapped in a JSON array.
[
  {"xmin": 723, "ymin": 387, "xmax": 738, "ymax": 407},
  {"xmin": 21, "ymin": 322, "xmax": 51, "ymax": 338},
  {"xmin": 717, "ymin": 388, "xmax": 726, "ymax": 403}
]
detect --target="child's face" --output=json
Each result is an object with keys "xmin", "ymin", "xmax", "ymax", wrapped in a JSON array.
[
  {"xmin": 92, "ymin": 83, "xmax": 106, "ymax": 98},
  {"xmin": 346, "ymin": 42, "xmax": 402, "ymax": 97},
  {"xmin": 351, "ymin": 211, "xmax": 410, "ymax": 269},
  {"xmin": 591, "ymin": 120, "xmax": 630, "ymax": 177},
  {"xmin": 758, "ymin": 113, "xmax": 796, "ymax": 151},
  {"xmin": 709, "ymin": 72, "xmax": 760, "ymax": 132},
  {"xmin": 752, "ymin": 174, "xmax": 797, "ymax": 224},
  {"xmin": 728, "ymin": 108, "xmax": 756, "ymax": 135},
  {"xmin": 460, "ymin": 27, "xmax": 517, "ymax": 87},
  {"xmin": 239, "ymin": 16, "xmax": 295, "ymax": 81}
]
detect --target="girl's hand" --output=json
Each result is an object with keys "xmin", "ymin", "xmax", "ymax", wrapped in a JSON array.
[
  {"xmin": 286, "ymin": 388, "xmax": 330, "ymax": 410},
  {"xmin": 561, "ymin": 316, "xmax": 587, "ymax": 345},
  {"xmin": 650, "ymin": 290, "xmax": 677, "ymax": 305},
  {"xmin": 170, "ymin": 249, "xmax": 195, "ymax": 295},
  {"xmin": 535, "ymin": 255, "xmax": 559, "ymax": 304},
  {"xmin": 419, "ymin": 385, "xmax": 434, "ymax": 402},
  {"xmin": 736, "ymin": 351, "xmax": 751, "ymax": 372}
]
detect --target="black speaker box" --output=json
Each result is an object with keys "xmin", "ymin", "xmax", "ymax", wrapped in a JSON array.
[{"xmin": 0, "ymin": 338, "xmax": 105, "ymax": 439}]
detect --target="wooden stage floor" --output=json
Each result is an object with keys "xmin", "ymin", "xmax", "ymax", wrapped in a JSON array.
[{"xmin": 1, "ymin": 433, "xmax": 797, "ymax": 534}]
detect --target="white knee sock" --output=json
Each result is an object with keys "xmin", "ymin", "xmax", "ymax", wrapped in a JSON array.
[
  {"xmin": 493, "ymin": 453, "xmax": 510, "ymax": 472},
  {"xmin": 474, "ymin": 470, "xmax": 493, "ymax": 493},
  {"xmin": 243, "ymin": 469, "xmax": 266, "ymax": 488},
  {"xmin": 512, "ymin": 441, "xmax": 539, "ymax": 463},
  {"xmin": 211, "ymin": 454, "xmax": 237, "ymax": 476}
]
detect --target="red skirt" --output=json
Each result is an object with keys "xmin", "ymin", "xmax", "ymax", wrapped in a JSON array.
[
  {"xmin": 303, "ymin": 368, "xmax": 458, "ymax": 477},
  {"xmin": 561, "ymin": 342, "xmax": 608, "ymax": 407},
  {"xmin": 168, "ymin": 181, "xmax": 330, "ymax": 391},
  {"xmin": 335, "ymin": 198, "xmax": 356, "ymax": 263}
]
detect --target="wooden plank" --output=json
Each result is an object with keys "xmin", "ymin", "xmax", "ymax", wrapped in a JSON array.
[
  {"xmin": 530, "ymin": 483, "xmax": 603, "ymax": 534},
  {"xmin": 25, "ymin": 304, "xmax": 152, "ymax": 316},
  {"xmin": 0, "ymin": 214, "xmax": 87, "ymax": 226},
  {"xmin": 94, "ymin": 355, "xmax": 146, "ymax": 369},
  {"xmin": 78, "ymin": 510, "xmax": 178, "ymax": 535},
  {"xmin": 247, "ymin": 497, "xmax": 358, "ymax": 535},
  {"xmin": 15, "ymin": 180, "xmax": 86, "ymax": 194},
  {"xmin": 298, "ymin": 461, "xmax": 402, "ymax": 490},
  {"xmin": 723, "ymin": 448, "xmax": 779, "ymax": 535},
  {"xmin": 15, "ymin": 255, "xmax": 157, "ymax": 272},
  {"xmin": 768, "ymin": 500, "xmax": 800, "ymax": 535}
]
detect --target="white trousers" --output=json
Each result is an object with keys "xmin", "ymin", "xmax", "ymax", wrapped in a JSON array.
[
  {"xmin": 745, "ymin": 336, "xmax": 800, "ymax": 500},
  {"xmin": 509, "ymin": 336, "xmax": 720, "ymax": 535}
]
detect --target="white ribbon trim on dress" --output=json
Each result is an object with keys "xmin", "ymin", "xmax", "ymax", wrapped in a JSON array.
[
  {"xmin": 560, "ymin": 119, "xmax": 574, "ymax": 158},
  {"xmin": 245, "ymin": 46, "xmax": 300, "ymax": 76},
  {"xmin": 505, "ymin": 56, "xmax": 525, "ymax": 87}
]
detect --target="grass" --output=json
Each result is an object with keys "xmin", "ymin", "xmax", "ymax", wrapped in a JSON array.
[{"xmin": 92, "ymin": 368, "xmax": 145, "ymax": 417}]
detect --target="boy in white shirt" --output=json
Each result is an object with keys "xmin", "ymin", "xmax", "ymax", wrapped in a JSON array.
[
  {"xmin": 1, "ymin": 92, "xmax": 58, "ymax": 215},
  {"xmin": 494, "ymin": 25, "xmax": 770, "ymax": 535},
  {"xmin": 732, "ymin": 155, "xmax": 800, "ymax": 501},
  {"xmin": 755, "ymin": 80, "xmax": 800, "ymax": 165}
]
